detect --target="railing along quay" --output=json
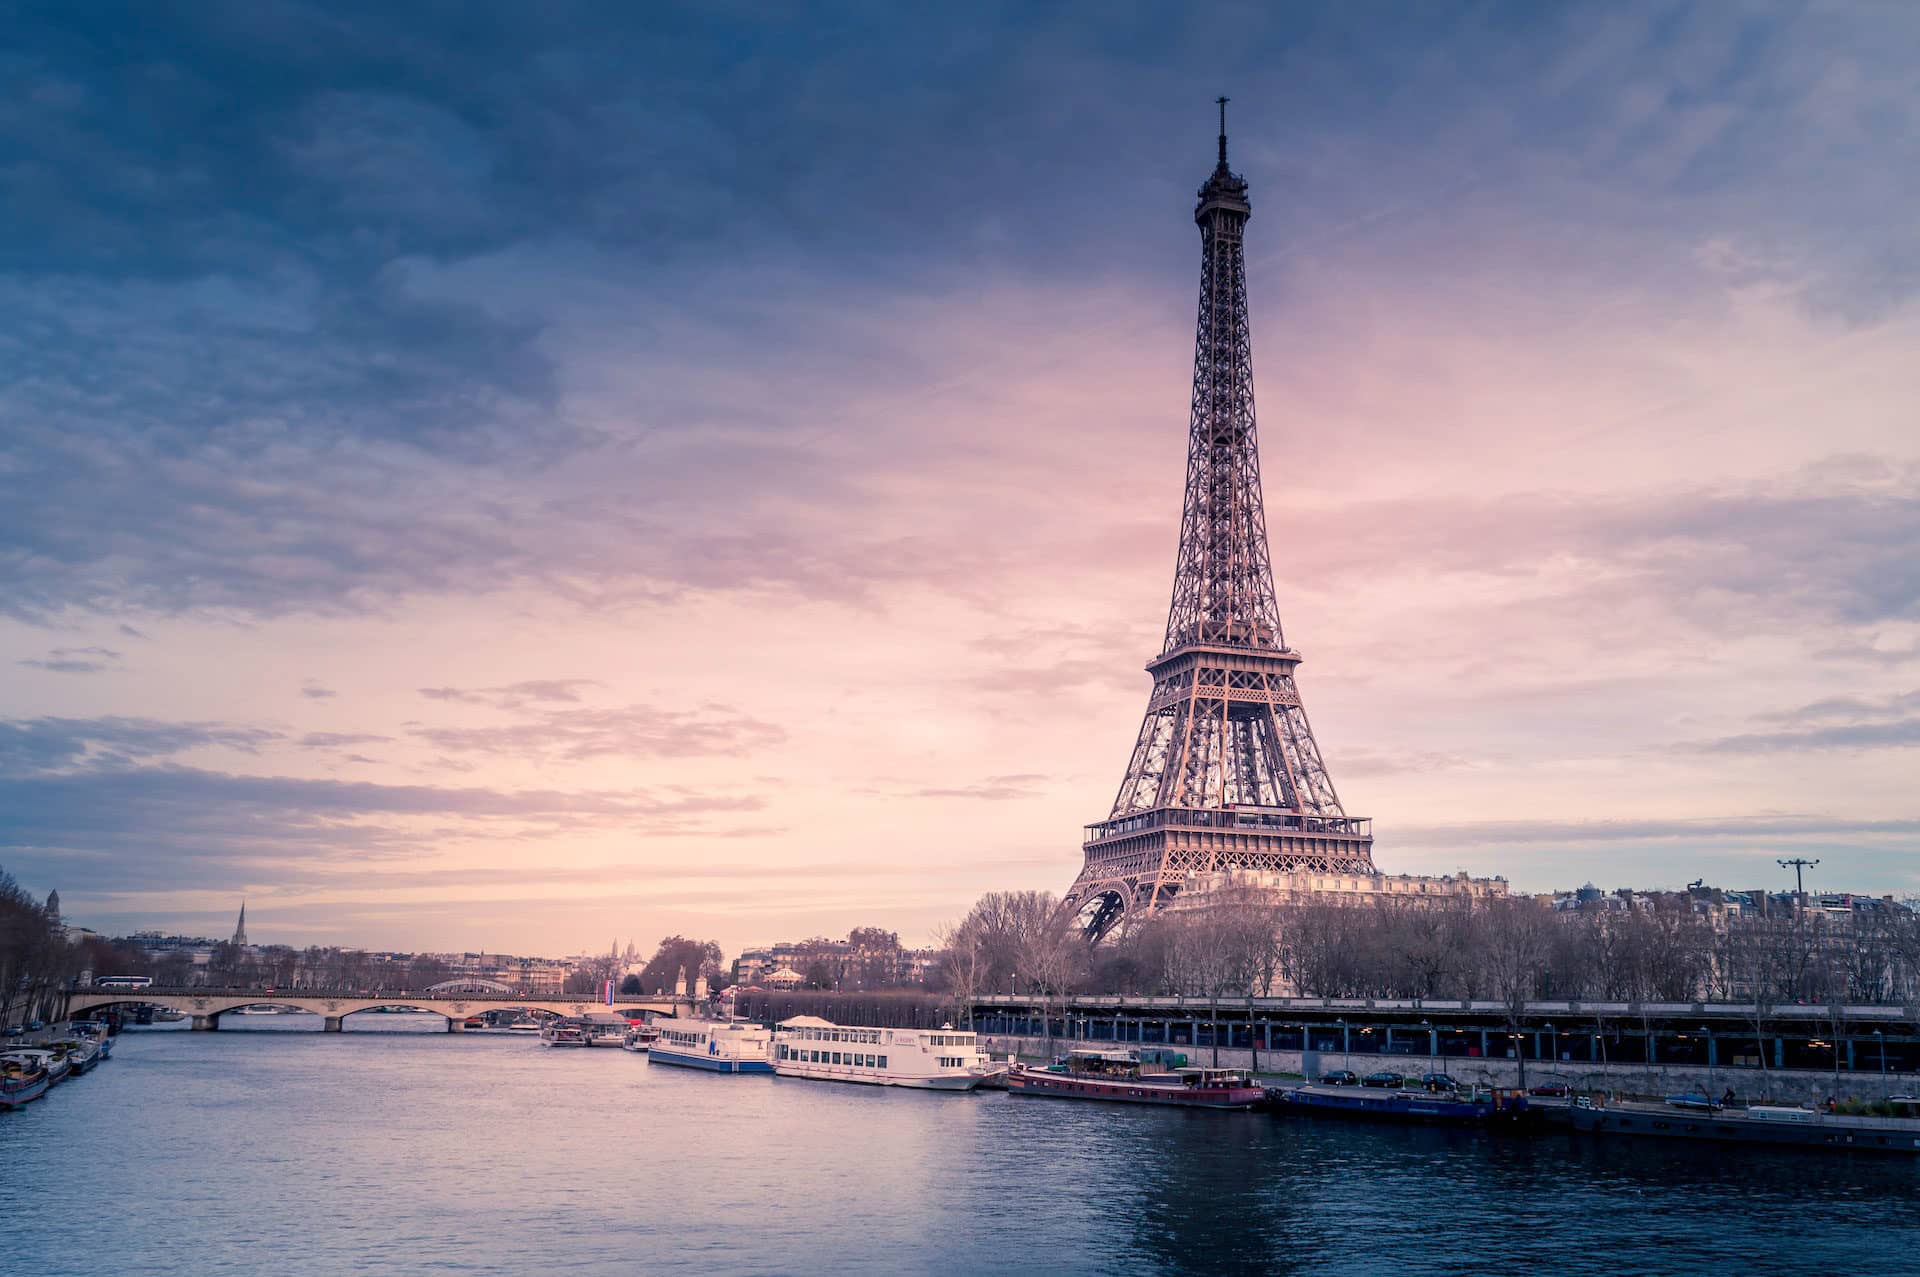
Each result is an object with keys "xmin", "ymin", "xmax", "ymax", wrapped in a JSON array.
[{"xmin": 971, "ymin": 995, "xmax": 1920, "ymax": 1075}]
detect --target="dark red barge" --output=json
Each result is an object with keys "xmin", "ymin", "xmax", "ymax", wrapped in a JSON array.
[{"xmin": 1006, "ymin": 1050, "xmax": 1266, "ymax": 1109}]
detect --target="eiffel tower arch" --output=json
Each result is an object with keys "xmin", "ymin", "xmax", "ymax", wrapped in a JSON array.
[{"xmin": 1063, "ymin": 102, "xmax": 1376, "ymax": 940}]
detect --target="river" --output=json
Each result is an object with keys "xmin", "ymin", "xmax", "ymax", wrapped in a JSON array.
[{"xmin": 7, "ymin": 1015, "xmax": 1919, "ymax": 1275}]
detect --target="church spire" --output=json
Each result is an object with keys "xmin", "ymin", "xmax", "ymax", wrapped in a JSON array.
[{"xmin": 232, "ymin": 900, "xmax": 249, "ymax": 948}]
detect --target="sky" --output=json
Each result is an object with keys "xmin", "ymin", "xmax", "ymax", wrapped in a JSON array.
[{"xmin": 2, "ymin": 0, "xmax": 1917, "ymax": 956}]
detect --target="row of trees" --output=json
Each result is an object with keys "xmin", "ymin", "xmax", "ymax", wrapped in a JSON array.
[
  {"xmin": 1, "ymin": 870, "xmax": 71, "ymax": 1027},
  {"xmin": 940, "ymin": 890, "xmax": 1920, "ymax": 1028},
  {"xmin": 1, "ymin": 870, "xmax": 145, "ymax": 1025},
  {"xmin": 178, "ymin": 945, "xmax": 458, "ymax": 991}
]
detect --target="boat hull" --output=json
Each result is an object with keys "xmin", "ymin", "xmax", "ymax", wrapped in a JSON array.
[
  {"xmin": 1569, "ymin": 1103, "xmax": 1920, "ymax": 1154},
  {"xmin": 1269, "ymin": 1085, "xmax": 1529, "ymax": 1126},
  {"xmin": 773, "ymin": 1065, "xmax": 984, "ymax": 1091},
  {"xmin": 649, "ymin": 1046, "xmax": 774, "ymax": 1074},
  {"xmin": 1, "ymin": 1074, "xmax": 51, "ymax": 1109},
  {"xmin": 1006, "ymin": 1069, "xmax": 1264, "ymax": 1109}
]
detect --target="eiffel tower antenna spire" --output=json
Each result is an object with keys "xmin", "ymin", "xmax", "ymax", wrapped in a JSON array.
[{"xmin": 1062, "ymin": 104, "xmax": 1377, "ymax": 940}]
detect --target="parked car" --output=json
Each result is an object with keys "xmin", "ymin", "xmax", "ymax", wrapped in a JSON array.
[
  {"xmin": 1317, "ymin": 1069, "xmax": 1359, "ymax": 1086},
  {"xmin": 1362, "ymin": 1070, "xmax": 1405, "ymax": 1089},
  {"xmin": 25, "ymin": 1019, "xmax": 45, "ymax": 1032},
  {"xmin": 1419, "ymin": 1072, "xmax": 1460, "ymax": 1092},
  {"xmin": 3, "ymin": 1024, "xmax": 22, "ymax": 1038},
  {"xmin": 1528, "ymin": 1082, "xmax": 1571, "ymax": 1097}
]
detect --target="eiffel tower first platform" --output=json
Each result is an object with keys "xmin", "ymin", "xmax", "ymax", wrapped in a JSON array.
[{"xmin": 1063, "ymin": 102, "xmax": 1376, "ymax": 940}]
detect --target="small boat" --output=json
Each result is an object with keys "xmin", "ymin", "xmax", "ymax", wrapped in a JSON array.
[
  {"xmin": 505, "ymin": 1017, "xmax": 541, "ymax": 1033},
  {"xmin": 1268, "ymin": 1082, "xmax": 1532, "ymax": 1126},
  {"xmin": 234, "ymin": 1005, "xmax": 283, "ymax": 1015},
  {"xmin": 152, "ymin": 1009, "xmax": 188, "ymax": 1023},
  {"xmin": 1665, "ymin": 1093, "xmax": 1717, "ymax": 1111},
  {"xmin": 1, "ymin": 1060, "xmax": 50, "ymax": 1110},
  {"xmin": 649, "ymin": 1017, "xmax": 775, "ymax": 1074},
  {"xmin": 48, "ymin": 1039, "xmax": 101, "ymax": 1076},
  {"xmin": 1006, "ymin": 1049, "xmax": 1265, "ymax": 1109},
  {"xmin": 70, "ymin": 1022, "xmax": 114, "ymax": 1059},
  {"xmin": 540, "ymin": 1019, "xmax": 590, "ymax": 1047},
  {"xmin": 462, "ymin": 1016, "xmax": 486, "ymax": 1031},
  {"xmin": 772, "ymin": 1017, "xmax": 998, "ymax": 1091},
  {"xmin": 577, "ymin": 1013, "xmax": 630, "ymax": 1047},
  {"xmin": 0, "ymin": 1049, "xmax": 68, "ymax": 1088},
  {"xmin": 1570, "ymin": 1096, "xmax": 1920, "ymax": 1154},
  {"xmin": 622, "ymin": 1023, "xmax": 660, "ymax": 1053}
]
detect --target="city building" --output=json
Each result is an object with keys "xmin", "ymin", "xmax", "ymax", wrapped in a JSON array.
[{"xmin": 1169, "ymin": 868, "xmax": 1508, "ymax": 913}]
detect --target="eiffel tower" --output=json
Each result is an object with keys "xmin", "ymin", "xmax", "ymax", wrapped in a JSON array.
[{"xmin": 1063, "ymin": 101, "xmax": 1376, "ymax": 940}]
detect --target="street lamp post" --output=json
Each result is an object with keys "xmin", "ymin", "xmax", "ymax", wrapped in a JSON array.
[
  {"xmin": 1421, "ymin": 1018, "xmax": 1434, "ymax": 1080},
  {"xmin": 1701, "ymin": 1025, "xmax": 1714, "ymax": 1100},
  {"xmin": 1875, "ymin": 1029, "xmax": 1887, "ymax": 1078},
  {"xmin": 1338, "ymin": 1018, "xmax": 1350, "ymax": 1073}
]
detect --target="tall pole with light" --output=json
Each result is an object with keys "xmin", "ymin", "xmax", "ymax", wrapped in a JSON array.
[{"xmin": 1778, "ymin": 857, "xmax": 1820, "ymax": 900}]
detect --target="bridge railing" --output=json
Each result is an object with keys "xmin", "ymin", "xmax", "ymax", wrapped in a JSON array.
[{"xmin": 68, "ymin": 984, "xmax": 679, "ymax": 1003}]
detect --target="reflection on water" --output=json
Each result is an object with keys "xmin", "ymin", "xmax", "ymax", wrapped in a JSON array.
[{"xmin": 6, "ymin": 1015, "xmax": 1919, "ymax": 1276}]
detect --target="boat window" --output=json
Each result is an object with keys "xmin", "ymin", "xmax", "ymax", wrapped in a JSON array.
[{"xmin": 879, "ymin": 1055, "xmax": 887, "ymax": 1068}]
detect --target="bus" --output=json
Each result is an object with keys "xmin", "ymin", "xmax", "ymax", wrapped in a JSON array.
[{"xmin": 93, "ymin": 975, "xmax": 154, "ymax": 989}]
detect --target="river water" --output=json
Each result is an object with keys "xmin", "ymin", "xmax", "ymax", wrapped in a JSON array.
[{"xmin": 7, "ymin": 1015, "xmax": 1919, "ymax": 1275}]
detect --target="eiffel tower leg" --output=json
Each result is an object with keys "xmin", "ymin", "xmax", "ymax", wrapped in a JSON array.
[{"xmin": 1062, "ymin": 862, "xmax": 1136, "ymax": 943}]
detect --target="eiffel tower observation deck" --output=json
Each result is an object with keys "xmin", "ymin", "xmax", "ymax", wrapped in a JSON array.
[{"xmin": 1064, "ymin": 102, "xmax": 1376, "ymax": 940}]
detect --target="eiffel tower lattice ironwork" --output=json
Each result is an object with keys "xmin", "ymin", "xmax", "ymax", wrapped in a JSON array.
[{"xmin": 1063, "ymin": 101, "xmax": 1377, "ymax": 940}]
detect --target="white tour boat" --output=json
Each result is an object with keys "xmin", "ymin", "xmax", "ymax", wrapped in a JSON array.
[
  {"xmin": 772, "ymin": 1016, "xmax": 995, "ymax": 1090},
  {"xmin": 648, "ymin": 1017, "xmax": 774, "ymax": 1074}
]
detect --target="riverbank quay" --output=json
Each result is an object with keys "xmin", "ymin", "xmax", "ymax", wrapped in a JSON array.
[
  {"xmin": 985, "ymin": 1033, "xmax": 1918, "ymax": 1107},
  {"xmin": 973, "ymin": 994, "xmax": 1920, "ymax": 1108}
]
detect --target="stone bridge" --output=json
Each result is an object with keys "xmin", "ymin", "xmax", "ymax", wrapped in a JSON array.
[{"xmin": 67, "ymin": 986, "xmax": 687, "ymax": 1032}]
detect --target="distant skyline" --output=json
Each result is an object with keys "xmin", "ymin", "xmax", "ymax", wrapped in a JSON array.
[{"xmin": 4, "ymin": 2, "xmax": 1917, "ymax": 953}]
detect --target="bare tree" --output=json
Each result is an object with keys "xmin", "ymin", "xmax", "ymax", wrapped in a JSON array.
[
  {"xmin": 934, "ymin": 918, "xmax": 987, "ymax": 1030},
  {"xmin": 1478, "ymin": 900, "xmax": 1552, "ymax": 1089}
]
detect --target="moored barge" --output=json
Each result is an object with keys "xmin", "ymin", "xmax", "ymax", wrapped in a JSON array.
[
  {"xmin": 1568, "ymin": 1097, "xmax": 1920, "ymax": 1154},
  {"xmin": 1007, "ymin": 1049, "xmax": 1265, "ymax": 1109},
  {"xmin": 648, "ymin": 1016, "xmax": 775, "ymax": 1074},
  {"xmin": 1268, "ymin": 1083, "xmax": 1531, "ymax": 1126}
]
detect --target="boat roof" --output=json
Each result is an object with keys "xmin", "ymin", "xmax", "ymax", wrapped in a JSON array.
[{"xmin": 778, "ymin": 1015, "xmax": 838, "ymax": 1028}]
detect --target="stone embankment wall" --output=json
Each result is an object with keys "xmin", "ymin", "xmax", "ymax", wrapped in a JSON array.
[{"xmin": 979, "ymin": 1035, "xmax": 1917, "ymax": 1107}]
